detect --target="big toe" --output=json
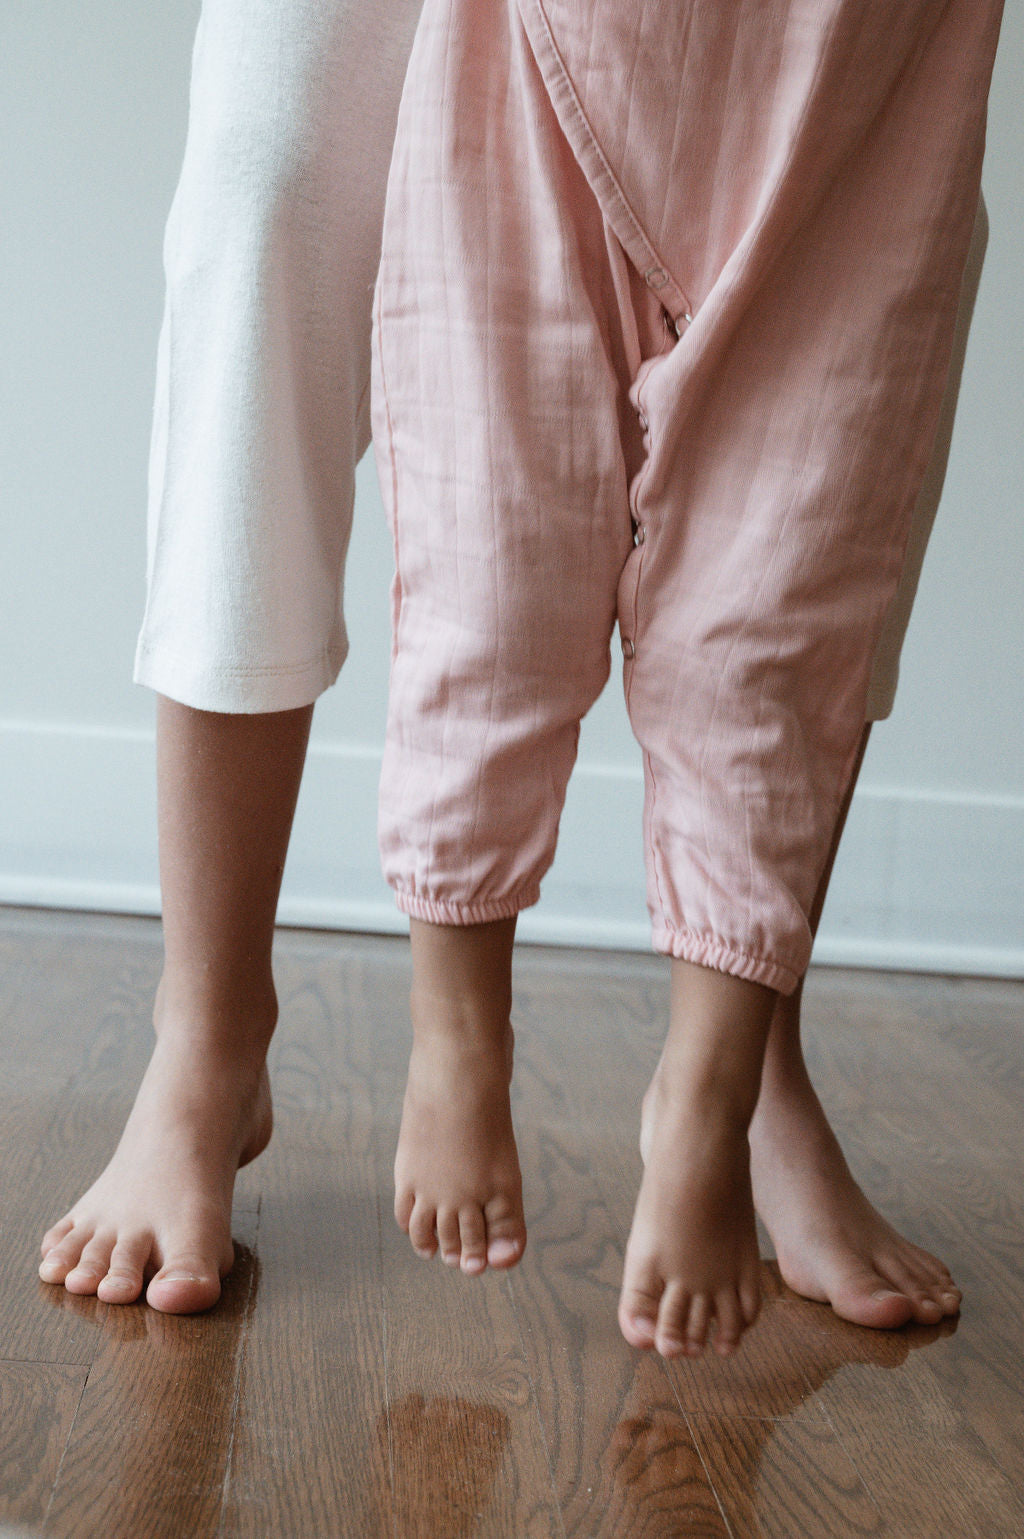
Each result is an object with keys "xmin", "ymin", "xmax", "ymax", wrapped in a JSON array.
[
  {"xmin": 483, "ymin": 1196, "xmax": 525, "ymax": 1270},
  {"xmin": 618, "ymin": 1257, "xmax": 663, "ymax": 1350},
  {"xmin": 831, "ymin": 1267, "xmax": 918, "ymax": 1329},
  {"xmin": 146, "ymin": 1251, "xmax": 230, "ymax": 1314}
]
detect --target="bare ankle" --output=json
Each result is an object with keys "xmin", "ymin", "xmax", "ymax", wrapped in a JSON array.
[
  {"xmin": 409, "ymin": 917, "xmax": 515, "ymax": 1039},
  {"xmin": 153, "ymin": 971, "xmax": 278, "ymax": 1057},
  {"xmin": 659, "ymin": 959, "xmax": 776, "ymax": 1125}
]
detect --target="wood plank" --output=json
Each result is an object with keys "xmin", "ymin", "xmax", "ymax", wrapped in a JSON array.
[
  {"xmin": 509, "ymin": 1118, "xmax": 725, "ymax": 1537},
  {"xmin": 261, "ymin": 932, "xmax": 563, "ymax": 1536},
  {"xmin": 0, "ymin": 1361, "xmax": 88, "ymax": 1531},
  {"xmin": 220, "ymin": 1147, "xmax": 394, "ymax": 1537},
  {"xmin": 687, "ymin": 1411, "xmax": 883, "ymax": 1539},
  {"xmin": 794, "ymin": 973, "xmax": 1024, "ymax": 1489},
  {"xmin": 381, "ymin": 1221, "xmax": 563, "ymax": 1539},
  {"xmin": 221, "ymin": 935, "xmax": 402, "ymax": 1537},
  {"xmin": 43, "ymin": 1212, "xmax": 258, "ymax": 1539},
  {"xmin": 3, "ymin": 913, "xmax": 1023, "ymax": 1539},
  {"xmin": 812, "ymin": 1343, "xmax": 1024, "ymax": 1537}
]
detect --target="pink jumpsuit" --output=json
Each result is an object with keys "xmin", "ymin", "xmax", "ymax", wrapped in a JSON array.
[{"xmin": 373, "ymin": 0, "xmax": 1004, "ymax": 993}]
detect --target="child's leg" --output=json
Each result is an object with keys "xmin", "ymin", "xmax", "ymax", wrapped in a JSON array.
[
  {"xmin": 621, "ymin": 964, "xmax": 775, "ymax": 1358},
  {"xmin": 39, "ymin": 699, "xmax": 310, "ymax": 1311},
  {"xmin": 373, "ymin": 0, "xmax": 640, "ymax": 1272},
  {"xmin": 394, "ymin": 918, "xmax": 524, "ymax": 1274},
  {"xmin": 374, "ymin": 0, "xmax": 1000, "ymax": 1348},
  {"xmin": 612, "ymin": 0, "xmax": 999, "ymax": 1353},
  {"xmin": 748, "ymin": 727, "xmax": 961, "ymax": 1330},
  {"xmin": 630, "ymin": 179, "xmax": 987, "ymax": 1344},
  {"xmin": 749, "ymin": 199, "xmax": 986, "ymax": 1328}
]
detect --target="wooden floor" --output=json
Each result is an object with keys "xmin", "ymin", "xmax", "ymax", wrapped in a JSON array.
[{"xmin": 1, "ymin": 908, "xmax": 1023, "ymax": 1538}]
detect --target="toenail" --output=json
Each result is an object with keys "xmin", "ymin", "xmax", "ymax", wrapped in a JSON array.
[
  {"xmin": 159, "ymin": 1271, "xmax": 204, "ymax": 1283},
  {"xmin": 872, "ymin": 1289, "xmax": 904, "ymax": 1301},
  {"xmin": 488, "ymin": 1238, "xmax": 520, "ymax": 1264}
]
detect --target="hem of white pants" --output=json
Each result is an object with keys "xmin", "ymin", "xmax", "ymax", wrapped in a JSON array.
[
  {"xmin": 651, "ymin": 924, "xmax": 801, "ymax": 996},
  {"xmin": 132, "ymin": 637, "xmax": 348, "ymax": 713},
  {"xmin": 393, "ymin": 885, "xmax": 542, "ymax": 926}
]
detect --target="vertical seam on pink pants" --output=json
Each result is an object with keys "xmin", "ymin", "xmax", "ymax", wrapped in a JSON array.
[
  {"xmin": 374, "ymin": 279, "xmax": 403, "ymax": 669},
  {"xmin": 517, "ymin": 0, "xmax": 693, "ymax": 328}
]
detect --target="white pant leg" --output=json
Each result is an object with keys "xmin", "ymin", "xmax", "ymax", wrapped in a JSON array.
[{"xmin": 135, "ymin": 0, "xmax": 422, "ymax": 711}]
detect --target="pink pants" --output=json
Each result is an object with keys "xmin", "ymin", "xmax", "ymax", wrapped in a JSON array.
[{"xmin": 372, "ymin": 0, "xmax": 1003, "ymax": 993}]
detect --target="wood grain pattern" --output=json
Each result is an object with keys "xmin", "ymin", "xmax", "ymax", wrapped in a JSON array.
[
  {"xmin": 1, "ymin": 909, "xmax": 1023, "ymax": 1538},
  {"xmin": 0, "ymin": 1362, "xmax": 87, "ymax": 1531},
  {"xmin": 44, "ymin": 1216, "xmax": 258, "ymax": 1539},
  {"xmin": 687, "ymin": 1411, "xmax": 883, "ymax": 1538},
  {"xmin": 220, "ymin": 1147, "xmax": 395, "ymax": 1538}
]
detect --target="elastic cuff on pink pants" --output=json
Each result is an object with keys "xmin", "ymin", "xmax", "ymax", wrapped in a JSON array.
[
  {"xmin": 651, "ymin": 925, "xmax": 802, "ymax": 996},
  {"xmin": 394, "ymin": 886, "xmax": 542, "ymax": 927}
]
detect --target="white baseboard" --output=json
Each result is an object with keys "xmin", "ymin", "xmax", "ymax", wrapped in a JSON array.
[{"xmin": 1, "ymin": 720, "xmax": 1021, "ymax": 978}]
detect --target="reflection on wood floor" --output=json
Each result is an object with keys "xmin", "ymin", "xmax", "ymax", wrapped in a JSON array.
[{"xmin": 1, "ymin": 907, "xmax": 1023, "ymax": 1537}]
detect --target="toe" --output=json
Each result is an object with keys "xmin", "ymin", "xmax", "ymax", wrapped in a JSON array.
[
  {"xmin": 64, "ymin": 1232, "xmax": 116, "ymax": 1296},
  {"xmin": 436, "ymin": 1208, "xmax": 463, "ymax": 1268},
  {"xmin": 683, "ymin": 1293, "xmax": 711, "ymax": 1357},
  {"xmin": 40, "ymin": 1216, "xmax": 74, "ymax": 1257},
  {"xmin": 909, "ymin": 1291, "xmax": 944, "ymax": 1324},
  {"xmin": 394, "ymin": 1185, "xmax": 415, "ymax": 1234},
  {"xmin": 96, "ymin": 1235, "xmax": 151, "ymax": 1304},
  {"xmin": 739, "ymin": 1276, "xmax": 761, "ymax": 1327},
  {"xmin": 457, "ymin": 1206, "xmax": 488, "ymax": 1275},
  {"xmin": 618, "ymin": 1256, "xmax": 663, "ymax": 1350},
  {"xmin": 483, "ymin": 1196, "xmax": 525, "ymax": 1270},
  {"xmin": 712, "ymin": 1292, "xmax": 744, "ymax": 1357},
  {"xmin": 875, "ymin": 1256, "xmax": 948, "ymax": 1325},
  {"xmin": 938, "ymin": 1285, "xmax": 962, "ymax": 1317},
  {"xmin": 653, "ymin": 1282, "xmax": 690, "ymax": 1359},
  {"xmin": 39, "ymin": 1226, "xmax": 91, "ymax": 1285},
  {"xmin": 833, "ymin": 1265, "xmax": 916, "ymax": 1329},
  {"xmin": 147, "ymin": 1259, "xmax": 223, "ymax": 1315},
  {"xmin": 408, "ymin": 1199, "xmax": 439, "ymax": 1260},
  {"xmin": 900, "ymin": 1257, "xmax": 960, "ymax": 1322}
]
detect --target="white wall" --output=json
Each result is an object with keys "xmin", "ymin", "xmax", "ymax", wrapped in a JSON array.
[{"xmin": 2, "ymin": 1, "xmax": 1022, "ymax": 976}]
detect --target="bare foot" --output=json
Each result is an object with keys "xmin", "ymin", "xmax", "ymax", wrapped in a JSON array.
[
  {"xmin": 620, "ymin": 1070, "xmax": 761, "ymax": 1359},
  {"xmin": 749, "ymin": 1058, "xmax": 962, "ymax": 1329},
  {"xmin": 39, "ymin": 1015, "xmax": 272, "ymax": 1313},
  {"xmin": 618, "ymin": 963, "xmax": 774, "ymax": 1360},
  {"xmin": 395, "ymin": 919, "xmax": 526, "ymax": 1276}
]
